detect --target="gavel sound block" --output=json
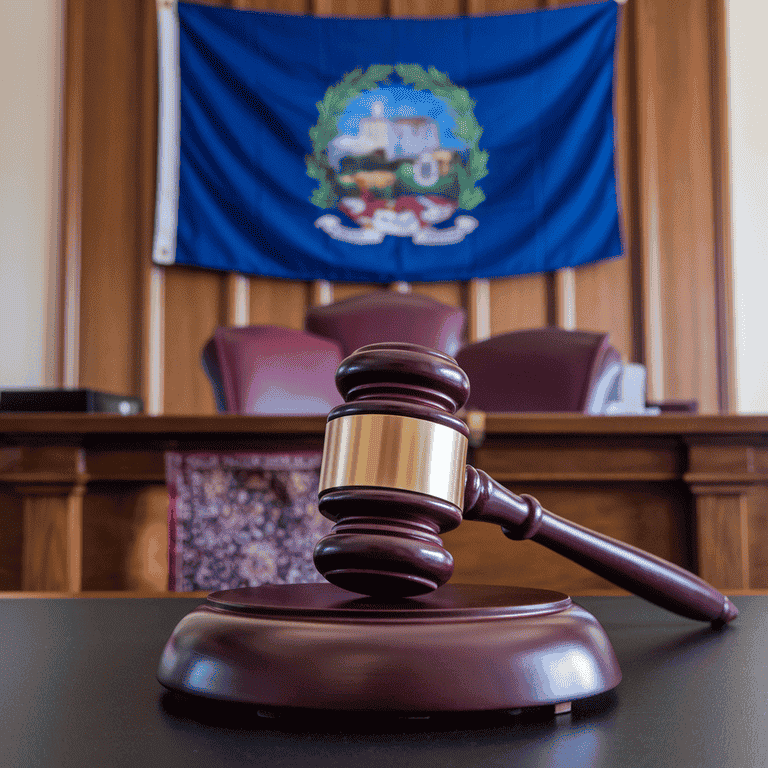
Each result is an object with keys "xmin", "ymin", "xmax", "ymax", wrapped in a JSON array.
[{"xmin": 158, "ymin": 343, "xmax": 736, "ymax": 715}]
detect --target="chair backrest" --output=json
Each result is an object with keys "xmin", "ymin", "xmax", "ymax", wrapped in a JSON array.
[
  {"xmin": 201, "ymin": 325, "xmax": 344, "ymax": 414},
  {"xmin": 456, "ymin": 328, "xmax": 623, "ymax": 413},
  {"xmin": 305, "ymin": 290, "xmax": 466, "ymax": 358}
]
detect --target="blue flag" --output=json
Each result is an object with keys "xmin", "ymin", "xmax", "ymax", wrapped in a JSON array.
[{"xmin": 153, "ymin": 1, "xmax": 622, "ymax": 282}]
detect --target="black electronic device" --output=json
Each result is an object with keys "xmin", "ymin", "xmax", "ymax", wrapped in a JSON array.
[{"xmin": 0, "ymin": 388, "xmax": 143, "ymax": 414}]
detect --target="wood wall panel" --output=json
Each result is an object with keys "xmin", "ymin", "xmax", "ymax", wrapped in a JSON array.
[
  {"xmin": 634, "ymin": 0, "xmax": 720, "ymax": 410},
  {"xmin": 748, "ymin": 486, "xmax": 768, "ymax": 589},
  {"xmin": 315, "ymin": 0, "xmax": 386, "ymax": 14},
  {"xmin": 328, "ymin": 283, "xmax": 376, "ymax": 303},
  {"xmin": 412, "ymin": 283, "xmax": 464, "ymax": 309},
  {"xmin": 443, "ymin": 483, "xmax": 691, "ymax": 592},
  {"xmin": 22, "ymin": 490, "xmax": 84, "ymax": 592},
  {"xmin": 0, "ymin": 491, "xmax": 23, "ymax": 591},
  {"xmin": 126, "ymin": 485, "xmax": 170, "ymax": 590},
  {"xmin": 248, "ymin": 278, "xmax": 309, "ymax": 329},
  {"xmin": 78, "ymin": 0, "xmax": 146, "ymax": 396},
  {"xmin": 489, "ymin": 275, "xmax": 549, "ymax": 335},
  {"xmin": 59, "ymin": 0, "xmax": 84, "ymax": 387},
  {"xmin": 82, "ymin": 485, "xmax": 168, "ymax": 590},
  {"xmin": 140, "ymin": 1, "xmax": 162, "ymax": 412},
  {"xmin": 163, "ymin": 267, "xmax": 228, "ymax": 414},
  {"xmin": 573, "ymin": 256, "xmax": 633, "ymax": 361},
  {"xmin": 694, "ymin": 490, "xmax": 750, "ymax": 589},
  {"xmin": 391, "ymin": 0, "xmax": 460, "ymax": 15},
  {"xmin": 61, "ymin": 0, "xmax": 734, "ymax": 415},
  {"xmin": 707, "ymin": 0, "xmax": 736, "ymax": 412}
]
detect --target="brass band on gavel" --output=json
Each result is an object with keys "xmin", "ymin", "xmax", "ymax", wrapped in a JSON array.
[{"xmin": 319, "ymin": 413, "xmax": 468, "ymax": 510}]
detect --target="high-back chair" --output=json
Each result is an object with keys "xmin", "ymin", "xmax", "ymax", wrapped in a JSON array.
[
  {"xmin": 166, "ymin": 326, "xmax": 343, "ymax": 592},
  {"xmin": 456, "ymin": 328, "xmax": 623, "ymax": 413},
  {"xmin": 305, "ymin": 289, "xmax": 467, "ymax": 358},
  {"xmin": 201, "ymin": 325, "xmax": 344, "ymax": 414}
]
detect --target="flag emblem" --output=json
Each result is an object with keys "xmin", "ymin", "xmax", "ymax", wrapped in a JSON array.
[{"xmin": 307, "ymin": 64, "xmax": 488, "ymax": 246}]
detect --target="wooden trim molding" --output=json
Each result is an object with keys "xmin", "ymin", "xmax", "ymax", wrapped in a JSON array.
[
  {"xmin": 708, "ymin": 0, "xmax": 736, "ymax": 413},
  {"xmin": 554, "ymin": 268, "xmax": 576, "ymax": 330},
  {"xmin": 59, "ymin": 0, "xmax": 86, "ymax": 388},
  {"xmin": 310, "ymin": 280, "xmax": 334, "ymax": 306},
  {"xmin": 226, "ymin": 274, "xmax": 250, "ymax": 326},
  {"xmin": 467, "ymin": 278, "xmax": 490, "ymax": 343},
  {"xmin": 146, "ymin": 265, "xmax": 165, "ymax": 415}
]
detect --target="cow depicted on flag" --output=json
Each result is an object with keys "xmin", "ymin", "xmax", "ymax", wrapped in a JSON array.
[{"xmin": 153, "ymin": 1, "xmax": 622, "ymax": 282}]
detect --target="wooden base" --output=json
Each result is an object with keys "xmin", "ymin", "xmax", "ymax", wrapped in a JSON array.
[{"xmin": 157, "ymin": 583, "xmax": 621, "ymax": 713}]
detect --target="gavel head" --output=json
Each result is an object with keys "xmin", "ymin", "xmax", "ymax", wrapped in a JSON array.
[{"xmin": 313, "ymin": 342, "xmax": 471, "ymax": 597}]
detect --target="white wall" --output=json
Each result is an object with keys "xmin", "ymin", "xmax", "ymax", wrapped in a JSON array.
[
  {"xmin": 0, "ymin": 0, "xmax": 61, "ymax": 388},
  {"xmin": 729, "ymin": 1, "xmax": 768, "ymax": 413}
]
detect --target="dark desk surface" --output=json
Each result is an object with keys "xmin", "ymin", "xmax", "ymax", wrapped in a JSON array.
[{"xmin": 1, "ymin": 593, "xmax": 765, "ymax": 768}]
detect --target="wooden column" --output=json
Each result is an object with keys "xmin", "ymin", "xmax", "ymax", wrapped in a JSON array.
[
  {"xmin": 686, "ymin": 442, "xmax": 768, "ymax": 589},
  {"xmin": 20, "ymin": 485, "xmax": 86, "ymax": 592},
  {"xmin": 0, "ymin": 447, "xmax": 87, "ymax": 591}
]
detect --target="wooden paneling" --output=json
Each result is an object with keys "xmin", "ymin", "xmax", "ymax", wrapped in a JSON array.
[
  {"xmin": 634, "ymin": 0, "xmax": 720, "ymax": 410},
  {"xmin": 6, "ymin": 413, "xmax": 765, "ymax": 593},
  {"xmin": 315, "ymin": 0, "xmax": 385, "ymax": 14},
  {"xmin": 613, "ymin": 0, "xmax": 644, "ymax": 364},
  {"xmin": 474, "ymin": 438, "xmax": 682, "ymax": 483},
  {"xmin": 489, "ymin": 275, "xmax": 550, "ymax": 335},
  {"xmin": 21, "ymin": 489, "xmax": 84, "ymax": 592},
  {"xmin": 126, "ymin": 486, "xmax": 169, "ymax": 590},
  {"xmin": 61, "ymin": 0, "xmax": 734, "ymax": 414},
  {"xmin": 572, "ymin": 257, "xmax": 634, "ymax": 361},
  {"xmin": 139, "ymin": 0, "xmax": 162, "ymax": 411},
  {"xmin": 59, "ymin": 0, "xmax": 85, "ymax": 387},
  {"xmin": 412, "ymin": 283, "xmax": 464, "ymax": 309},
  {"xmin": 82, "ymin": 485, "xmax": 168, "ymax": 590},
  {"xmin": 78, "ymin": 0, "xmax": 146, "ymax": 395},
  {"xmin": 694, "ymin": 489, "xmax": 750, "ymax": 589},
  {"xmin": 330, "ymin": 283, "xmax": 378, "ymax": 303},
  {"xmin": 163, "ymin": 266, "xmax": 228, "ymax": 413},
  {"xmin": 748, "ymin": 487, "xmax": 768, "ymax": 588},
  {"xmin": 0, "ymin": 491, "xmax": 23, "ymax": 590},
  {"xmin": 444, "ymin": 483, "xmax": 691, "ymax": 592},
  {"xmin": 707, "ymin": 0, "xmax": 736, "ymax": 413},
  {"xmin": 248, "ymin": 278, "xmax": 310, "ymax": 330}
]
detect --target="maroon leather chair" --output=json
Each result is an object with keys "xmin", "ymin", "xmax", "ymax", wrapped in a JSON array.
[
  {"xmin": 201, "ymin": 325, "xmax": 343, "ymax": 414},
  {"xmin": 305, "ymin": 290, "xmax": 466, "ymax": 358},
  {"xmin": 455, "ymin": 328, "xmax": 623, "ymax": 413},
  {"xmin": 168, "ymin": 325, "xmax": 343, "ymax": 592}
]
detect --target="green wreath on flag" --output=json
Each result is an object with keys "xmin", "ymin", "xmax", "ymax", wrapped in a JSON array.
[{"xmin": 306, "ymin": 63, "xmax": 488, "ymax": 211}]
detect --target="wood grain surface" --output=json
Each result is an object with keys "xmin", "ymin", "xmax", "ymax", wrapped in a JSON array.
[
  {"xmin": 0, "ymin": 413, "xmax": 765, "ymax": 593},
  {"xmin": 56, "ymin": 0, "xmax": 734, "ymax": 415}
]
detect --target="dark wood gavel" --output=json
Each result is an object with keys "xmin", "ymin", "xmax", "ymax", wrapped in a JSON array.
[{"xmin": 313, "ymin": 342, "xmax": 737, "ymax": 627}]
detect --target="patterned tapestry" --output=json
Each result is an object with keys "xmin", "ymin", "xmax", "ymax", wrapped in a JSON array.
[{"xmin": 166, "ymin": 451, "xmax": 332, "ymax": 591}]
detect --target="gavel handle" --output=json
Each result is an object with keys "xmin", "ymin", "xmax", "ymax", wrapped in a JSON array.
[{"xmin": 463, "ymin": 466, "xmax": 738, "ymax": 626}]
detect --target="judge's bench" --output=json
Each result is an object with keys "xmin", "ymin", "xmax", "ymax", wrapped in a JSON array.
[{"xmin": 0, "ymin": 412, "xmax": 765, "ymax": 595}]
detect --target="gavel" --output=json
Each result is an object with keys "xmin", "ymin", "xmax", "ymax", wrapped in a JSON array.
[{"xmin": 313, "ymin": 342, "xmax": 738, "ymax": 627}]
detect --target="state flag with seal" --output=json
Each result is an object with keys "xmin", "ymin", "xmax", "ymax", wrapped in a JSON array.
[{"xmin": 152, "ymin": 0, "xmax": 623, "ymax": 283}]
